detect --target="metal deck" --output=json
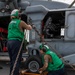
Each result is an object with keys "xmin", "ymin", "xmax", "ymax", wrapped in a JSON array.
[
  {"xmin": 0, "ymin": 61, "xmax": 10, "ymax": 75},
  {"xmin": 0, "ymin": 61, "xmax": 75, "ymax": 75}
]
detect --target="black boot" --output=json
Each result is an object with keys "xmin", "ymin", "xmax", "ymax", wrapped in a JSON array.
[{"xmin": 0, "ymin": 66, "xmax": 3, "ymax": 69}]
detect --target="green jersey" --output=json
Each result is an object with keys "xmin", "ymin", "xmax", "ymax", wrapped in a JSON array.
[{"xmin": 8, "ymin": 18, "xmax": 24, "ymax": 41}]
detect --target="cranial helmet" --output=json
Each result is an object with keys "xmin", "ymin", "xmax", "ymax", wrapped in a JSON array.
[
  {"xmin": 39, "ymin": 44, "xmax": 50, "ymax": 52},
  {"xmin": 11, "ymin": 9, "xmax": 19, "ymax": 17}
]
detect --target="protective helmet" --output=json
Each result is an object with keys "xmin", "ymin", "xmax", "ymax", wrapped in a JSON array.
[
  {"xmin": 39, "ymin": 44, "xmax": 50, "ymax": 52},
  {"xmin": 11, "ymin": 9, "xmax": 19, "ymax": 17}
]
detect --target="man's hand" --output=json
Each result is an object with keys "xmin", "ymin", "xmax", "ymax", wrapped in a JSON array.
[
  {"xmin": 39, "ymin": 68, "xmax": 43, "ymax": 74},
  {"xmin": 20, "ymin": 21, "xmax": 32, "ymax": 30},
  {"xmin": 28, "ymin": 24, "xmax": 32, "ymax": 30},
  {"xmin": 39, "ymin": 68, "xmax": 42, "ymax": 71},
  {"xmin": 39, "ymin": 71, "xmax": 43, "ymax": 74}
]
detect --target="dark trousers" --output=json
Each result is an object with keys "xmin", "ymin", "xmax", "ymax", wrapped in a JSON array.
[
  {"xmin": 47, "ymin": 67, "xmax": 65, "ymax": 75},
  {"xmin": 7, "ymin": 40, "xmax": 22, "ymax": 75}
]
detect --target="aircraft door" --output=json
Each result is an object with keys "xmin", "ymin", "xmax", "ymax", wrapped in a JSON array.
[{"xmin": 65, "ymin": 11, "xmax": 75, "ymax": 40}]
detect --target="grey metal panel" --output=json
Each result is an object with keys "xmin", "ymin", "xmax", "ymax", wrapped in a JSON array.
[
  {"xmin": 27, "ymin": 39, "xmax": 75, "ymax": 64},
  {"xmin": 22, "ymin": 0, "xmax": 51, "ymax": 1},
  {"xmin": 18, "ymin": 1, "xmax": 30, "ymax": 9},
  {"xmin": 65, "ymin": 11, "xmax": 75, "ymax": 40},
  {"xmin": 57, "ymin": 42, "xmax": 75, "ymax": 56},
  {"xmin": 26, "ymin": 5, "xmax": 48, "ymax": 14},
  {"xmin": 0, "ymin": 12, "xmax": 10, "ymax": 16},
  {"xmin": 30, "ymin": 1, "xmax": 70, "ymax": 9},
  {"xmin": 28, "ymin": 20, "xmax": 42, "ymax": 41},
  {"xmin": 42, "ymin": 40, "xmax": 75, "ymax": 56},
  {"xmin": 22, "ymin": 0, "xmax": 72, "ymax": 9},
  {"xmin": 0, "ymin": 2, "xmax": 6, "ymax": 9},
  {"xmin": 26, "ymin": 5, "xmax": 48, "ymax": 41},
  {"xmin": 62, "ymin": 54, "xmax": 75, "ymax": 64}
]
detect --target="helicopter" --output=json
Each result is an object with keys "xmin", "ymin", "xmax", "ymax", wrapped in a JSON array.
[{"xmin": 0, "ymin": 0, "xmax": 75, "ymax": 75}]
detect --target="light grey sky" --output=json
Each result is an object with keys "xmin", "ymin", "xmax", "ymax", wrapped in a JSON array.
[{"xmin": 52, "ymin": 0, "xmax": 75, "ymax": 6}]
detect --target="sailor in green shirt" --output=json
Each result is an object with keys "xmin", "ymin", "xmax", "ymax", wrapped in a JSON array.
[
  {"xmin": 7, "ymin": 9, "xmax": 32, "ymax": 75},
  {"xmin": 39, "ymin": 44, "xmax": 65, "ymax": 75}
]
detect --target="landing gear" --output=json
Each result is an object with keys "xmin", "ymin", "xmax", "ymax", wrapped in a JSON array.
[
  {"xmin": 22, "ymin": 55, "xmax": 42, "ymax": 73},
  {"xmin": 25, "ymin": 55, "xmax": 42, "ymax": 73}
]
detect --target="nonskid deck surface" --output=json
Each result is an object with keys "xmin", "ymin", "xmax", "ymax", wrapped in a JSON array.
[
  {"xmin": 0, "ymin": 61, "xmax": 75, "ymax": 75},
  {"xmin": 0, "ymin": 61, "xmax": 46, "ymax": 75},
  {"xmin": 0, "ymin": 61, "xmax": 10, "ymax": 75}
]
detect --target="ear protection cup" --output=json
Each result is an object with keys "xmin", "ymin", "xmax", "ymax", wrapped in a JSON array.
[
  {"xmin": 42, "ymin": 44, "xmax": 47, "ymax": 52},
  {"xmin": 39, "ymin": 44, "xmax": 50, "ymax": 52}
]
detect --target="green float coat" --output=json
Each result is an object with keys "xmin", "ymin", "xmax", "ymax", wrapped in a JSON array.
[
  {"xmin": 8, "ymin": 19, "xmax": 24, "ymax": 41},
  {"xmin": 42, "ymin": 50, "xmax": 64, "ymax": 71}
]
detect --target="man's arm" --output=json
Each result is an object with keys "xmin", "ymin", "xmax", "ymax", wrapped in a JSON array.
[
  {"xmin": 20, "ymin": 20, "xmax": 32, "ymax": 30},
  {"xmin": 39, "ymin": 55, "xmax": 49, "ymax": 72}
]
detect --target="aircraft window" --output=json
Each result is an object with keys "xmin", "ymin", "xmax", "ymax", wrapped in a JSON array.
[{"xmin": 42, "ymin": 11, "xmax": 65, "ymax": 39}]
